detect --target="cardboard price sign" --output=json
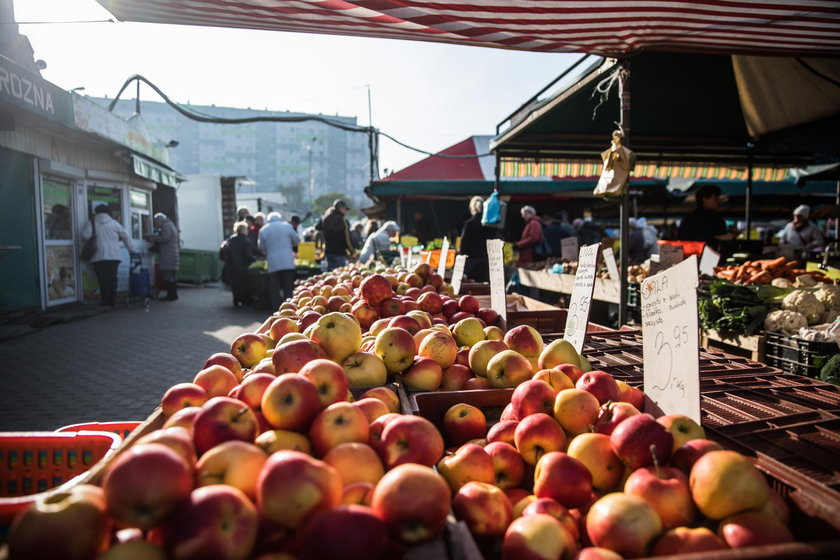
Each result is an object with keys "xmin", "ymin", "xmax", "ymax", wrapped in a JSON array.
[
  {"xmin": 641, "ymin": 255, "xmax": 701, "ymax": 423},
  {"xmin": 487, "ymin": 239, "xmax": 507, "ymax": 322},
  {"xmin": 561, "ymin": 237, "xmax": 579, "ymax": 262},
  {"xmin": 437, "ymin": 237, "xmax": 450, "ymax": 277},
  {"xmin": 699, "ymin": 245, "xmax": 720, "ymax": 277},
  {"xmin": 603, "ymin": 246, "xmax": 620, "ymax": 281},
  {"xmin": 563, "ymin": 243, "xmax": 600, "ymax": 353},
  {"xmin": 451, "ymin": 254, "xmax": 467, "ymax": 295}
]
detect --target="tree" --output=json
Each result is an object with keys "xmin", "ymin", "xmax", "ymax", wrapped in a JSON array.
[{"xmin": 312, "ymin": 190, "xmax": 352, "ymax": 217}]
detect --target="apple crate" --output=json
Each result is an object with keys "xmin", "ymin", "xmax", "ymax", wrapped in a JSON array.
[
  {"xmin": 458, "ymin": 282, "xmax": 491, "ymax": 296},
  {"xmin": 0, "ymin": 431, "xmax": 122, "ymax": 527},
  {"xmin": 350, "ymin": 382, "xmax": 411, "ymax": 415},
  {"xmin": 56, "ymin": 421, "xmax": 143, "ymax": 441}
]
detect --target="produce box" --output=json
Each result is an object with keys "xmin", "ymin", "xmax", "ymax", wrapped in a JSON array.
[
  {"xmin": 458, "ymin": 282, "xmax": 491, "ymax": 295},
  {"xmin": 55, "ymin": 421, "xmax": 142, "ymax": 440},
  {"xmin": 764, "ymin": 331, "xmax": 838, "ymax": 378}
]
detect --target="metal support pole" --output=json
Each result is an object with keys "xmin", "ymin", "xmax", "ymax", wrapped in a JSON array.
[
  {"xmin": 618, "ymin": 61, "xmax": 631, "ymax": 327},
  {"xmin": 745, "ymin": 144, "xmax": 754, "ymax": 240}
]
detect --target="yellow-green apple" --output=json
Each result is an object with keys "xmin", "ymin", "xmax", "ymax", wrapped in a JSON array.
[
  {"xmin": 249, "ymin": 357, "xmax": 275, "ymax": 375},
  {"xmin": 161, "ymin": 383, "xmax": 209, "ymax": 417},
  {"xmin": 718, "ymin": 510, "xmax": 794, "ymax": 548},
  {"xmin": 458, "ymin": 294, "xmax": 481, "ymax": 314},
  {"xmin": 452, "ymin": 317, "xmax": 486, "ymax": 347},
  {"xmin": 656, "ymin": 413, "xmax": 706, "ymax": 453},
  {"xmin": 538, "ymin": 339, "xmax": 580, "ymax": 370},
  {"xmin": 298, "ymin": 358, "xmax": 349, "ymax": 408},
  {"xmin": 298, "ymin": 505, "xmax": 392, "ymax": 560},
  {"xmin": 260, "ymin": 374, "xmax": 322, "ymax": 432},
  {"xmin": 514, "ymin": 413, "xmax": 568, "ymax": 466},
  {"xmin": 502, "ymin": 513, "xmax": 577, "ymax": 560},
  {"xmin": 512, "ymin": 379, "xmax": 558, "ymax": 418},
  {"xmin": 308, "ymin": 312, "xmax": 363, "ymax": 363},
  {"xmin": 323, "ymin": 442, "xmax": 385, "ymax": 486},
  {"xmin": 193, "ymin": 396, "xmax": 260, "ymax": 456},
  {"xmin": 520, "ymin": 497, "xmax": 579, "ymax": 543},
  {"xmin": 650, "ymin": 526, "xmax": 727, "ymax": 556},
  {"xmin": 404, "ymin": 272, "xmax": 423, "ymax": 287},
  {"xmin": 368, "ymin": 317, "xmax": 391, "ymax": 336},
  {"xmin": 367, "ymin": 412, "xmax": 402, "ymax": 456},
  {"xmin": 271, "ymin": 339, "xmax": 327, "ymax": 375},
  {"xmin": 592, "ymin": 400, "xmax": 640, "ymax": 436},
  {"xmin": 624, "ymin": 464, "xmax": 695, "ymax": 529},
  {"xmin": 378, "ymin": 415, "xmax": 444, "ymax": 469},
  {"xmin": 407, "ymin": 309, "xmax": 433, "ymax": 329},
  {"xmin": 452, "ymin": 481, "xmax": 513, "ymax": 538},
  {"xmin": 552, "ymin": 388, "xmax": 600, "ymax": 436},
  {"xmin": 484, "ymin": 325, "xmax": 504, "ymax": 340},
  {"xmin": 533, "ymin": 451, "xmax": 592, "ymax": 509},
  {"xmin": 351, "ymin": 301, "xmax": 379, "ymax": 330},
  {"xmin": 486, "ymin": 420, "xmax": 519, "ymax": 446},
  {"xmin": 342, "ymin": 481, "xmax": 376, "ymax": 506},
  {"xmin": 615, "ymin": 379, "xmax": 645, "ymax": 410},
  {"xmin": 342, "ymin": 351, "xmax": 388, "ymax": 387},
  {"xmin": 163, "ymin": 406, "xmax": 201, "ymax": 432},
  {"xmin": 309, "ymin": 401, "xmax": 370, "ymax": 457},
  {"xmin": 370, "ymin": 463, "xmax": 451, "ymax": 544},
  {"xmin": 585, "ymin": 492, "xmax": 662, "ymax": 557},
  {"xmin": 417, "ymin": 331, "xmax": 458, "ymax": 369},
  {"xmin": 254, "ymin": 429, "xmax": 312, "ymax": 455},
  {"xmin": 278, "ymin": 332, "xmax": 308, "ymax": 345},
  {"xmin": 760, "ymin": 487, "xmax": 791, "ymax": 524},
  {"xmin": 136, "ymin": 426, "xmax": 197, "ymax": 467},
  {"xmin": 360, "ymin": 274, "xmax": 394, "ymax": 306},
  {"xmin": 463, "ymin": 376, "xmax": 491, "ymax": 390},
  {"xmin": 437, "ymin": 442, "xmax": 495, "ymax": 492},
  {"xmin": 442, "ymin": 403, "xmax": 487, "ymax": 447},
  {"xmin": 566, "ymin": 433, "xmax": 623, "ymax": 493},
  {"xmin": 388, "ymin": 314, "xmax": 421, "ymax": 335},
  {"xmin": 354, "ymin": 397, "xmax": 390, "ymax": 422},
  {"xmin": 484, "ymin": 441, "xmax": 525, "ymax": 490},
  {"xmin": 7, "ymin": 484, "xmax": 112, "ymax": 560},
  {"xmin": 373, "ymin": 327, "xmax": 416, "ymax": 374},
  {"xmin": 231, "ymin": 373, "xmax": 275, "ymax": 411},
  {"xmin": 258, "ymin": 332, "xmax": 276, "ymax": 350},
  {"xmin": 689, "ymin": 450, "xmax": 769, "ymax": 520},
  {"xmin": 440, "ymin": 364, "xmax": 474, "ymax": 391},
  {"xmin": 361, "ymin": 386, "xmax": 400, "ymax": 413},
  {"xmin": 487, "ymin": 350, "xmax": 534, "ymax": 388},
  {"xmin": 417, "ymin": 291, "xmax": 443, "ymax": 314},
  {"xmin": 671, "ymin": 439, "xmax": 723, "ymax": 474},
  {"xmin": 256, "ymin": 450, "xmax": 342, "ymax": 529},
  {"xmin": 468, "ymin": 339, "xmax": 508, "ymax": 377},
  {"xmin": 512, "ymin": 495, "xmax": 538, "ymax": 518},
  {"xmin": 268, "ymin": 317, "xmax": 299, "ymax": 343},
  {"xmin": 193, "ymin": 365, "xmax": 239, "ymax": 399},
  {"xmin": 102, "ymin": 443, "xmax": 193, "ymax": 530},
  {"xmin": 476, "ymin": 307, "xmax": 500, "ymax": 327},
  {"xmin": 203, "ymin": 352, "xmax": 244, "ymax": 382},
  {"xmin": 229, "ymin": 333, "xmax": 268, "ymax": 368},
  {"xmin": 533, "ymin": 368, "xmax": 574, "ymax": 392},
  {"xmin": 402, "ymin": 357, "xmax": 443, "ymax": 391},
  {"xmin": 503, "ymin": 325, "xmax": 544, "ymax": 361},
  {"xmin": 575, "ymin": 370, "xmax": 620, "ymax": 405},
  {"xmin": 609, "ymin": 413, "xmax": 673, "ymax": 470},
  {"xmin": 195, "ymin": 440, "xmax": 267, "ymax": 501}
]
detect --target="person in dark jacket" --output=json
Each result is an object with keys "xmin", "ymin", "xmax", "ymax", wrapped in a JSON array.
[
  {"xmin": 459, "ymin": 196, "xmax": 494, "ymax": 282},
  {"xmin": 220, "ymin": 222, "xmax": 255, "ymax": 307},
  {"xmin": 676, "ymin": 184, "xmax": 737, "ymax": 251},
  {"xmin": 543, "ymin": 211, "xmax": 577, "ymax": 257},
  {"xmin": 320, "ymin": 199, "xmax": 354, "ymax": 271},
  {"xmin": 410, "ymin": 211, "xmax": 435, "ymax": 246},
  {"xmin": 145, "ymin": 213, "xmax": 180, "ymax": 301}
]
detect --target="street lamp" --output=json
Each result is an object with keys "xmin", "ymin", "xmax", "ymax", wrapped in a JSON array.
[{"xmin": 304, "ymin": 136, "xmax": 318, "ymax": 204}]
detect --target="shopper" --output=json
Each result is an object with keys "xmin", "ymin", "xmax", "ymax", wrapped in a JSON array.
[
  {"xmin": 259, "ymin": 212, "xmax": 300, "ymax": 310},
  {"xmin": 320, "ymin": 199, "xmax": 354, "ymax": 271},
  {"xmin": 573, "ymin": 217, "xmax": 604, "ymax": 246},
  {"xmin": 290, "ymin": 215, "xmax": 302, "ymax": 233},
  {"xmin": 349, "ymin": 222, "xmax": 364, "ymax": 250},
  {"xmin": 779, "ymin": 205, "xmax": 825, "ymax": 252},
  {"xmin": 236, "ymin": 205, "xmax": 251, "ymax": 221},
  {"xmin": 543, "ymin": 211, "xmax": 577, "ymax": 257},
  {"xmin": 516, "ymin": 205, "xmax": 544, "ymax": 264},
  {"xmin": 220, "ymin": 221, "xmax": 255, "ymax": 307},
  {"xmin": 676, "ymin": 184, "xmax": 737, "ymax": 250},
  {"xmin": 359, "ymin": 221, "xmax": 400, "ymax": 264},
  {"xmin": 145, "ymin": 213, "xmax": 181, "ymax": 301},
  {"xmin": 82, "ymin": 205, "xmax": 136, "ymax": 306},
  {"xmin": 459, "ymin": 196, "xmax": 493, "ymax": 282}
]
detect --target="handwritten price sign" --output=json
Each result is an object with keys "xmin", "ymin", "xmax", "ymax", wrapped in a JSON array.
[
  {"xmin": 487, "ymin": 239, "xmax": 507, "ymax": 323},
  {"xmin": 641, "ymin": 255, "xmax": 700, "ymax": 422},
  {"xmin": 563, "ymin": 243, "xmax": 599, "ymax": 353},
  {"xmin": 451, "ymin": 254, "xmax": 467, "ymax": 295}
]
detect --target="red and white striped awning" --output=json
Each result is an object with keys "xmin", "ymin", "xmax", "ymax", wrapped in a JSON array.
[{"xmin": 96, "ymin": 1, "xmax": 840, "ymax": 57}]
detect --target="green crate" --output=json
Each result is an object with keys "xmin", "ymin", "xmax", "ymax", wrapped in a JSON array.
[{"xmin": 177, "ymin": 249, "xmax": 214, "ymax": 284}]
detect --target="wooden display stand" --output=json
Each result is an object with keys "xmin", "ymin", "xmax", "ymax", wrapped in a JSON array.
[{"xmin": 700, "ymin": 328, "xmax": 766, "ymax": 362}]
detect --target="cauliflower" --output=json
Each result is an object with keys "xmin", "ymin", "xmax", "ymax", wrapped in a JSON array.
[
  {"xmin": 782, "ymin": 290, "xmax": 825, "ymax": 325},
  {"xmin": 764, "ymin": 309, "xmax": 808, "ymax": 333},
  {"xmin": 771, "ymin": 277, "xmax": 793, "ymax": 289},
  {"xmin": 815, "ymin": 284, "xmax": 840, "ymax": 309}
]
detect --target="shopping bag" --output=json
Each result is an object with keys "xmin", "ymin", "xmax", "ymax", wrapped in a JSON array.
[{"xmin": 80, "ymin": 235, "xmax": 97, "ymax": 261}]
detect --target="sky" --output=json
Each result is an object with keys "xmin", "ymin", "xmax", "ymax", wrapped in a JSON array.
[{"xmin": 13, "ymin": 0, "xmax": 582, "ymax": 175}]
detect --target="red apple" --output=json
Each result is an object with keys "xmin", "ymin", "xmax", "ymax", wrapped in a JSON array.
[
  {"xmin": 452, "ymin": 481, "xmax": 513, "ymax": 537},
  {"xmin": 309, "ymin": 401, "xmax": 370, "ymax": 457},
  {"xmin": 442, "ymin": 403, "xmax": 487, "ymax": 447},
  {"xmin": 592, "ymin": 400, "xmax": 640, "ymax": 435},
  {"xmin": 486, "ymin": 420, "xmax": 519, "ymax": 446},
  {"xmin": 476, "ymin": 307, "xmax": 500, "ymax": 327},
  {"xmin": 354, "ymin": 397, "xmax": 390, "ymax": 422},
  {"xmin": 195, "ymin": 440, "xmax": 268, "ymax": 501},
  {"xmin": 193, "ymin": 365, "xmax": 239, "ymax": 399},
  {"xmin": 271, "ymin": 339, "xmax": 327, "ymax": 375},
  {"xmin": 379, "ymin": 415, "xmax": 444, "ymax": 469},
  {"xmin": 624, "ymin": 465, "xmax": 695, "ymax": 529},
  {"xmin": 514, "ymin": 413, "xmax": 567, "ymax": 466},
  {"xmin": 521, "ymin": 497, "xmax": 579, "ymax": 543},
  {"xmin": 163, "ymin": 406, "xmax": 202, "ymax": 432},
  {"xmin": 324, "ymin": 442, "xmax": 385, "ymax": 486},
  {"xmin": 718, "ymin": 510, "xmax": 794, "ymax": 548},
  {"xmin": 458, "ymin": 295, "xmax": 481, "ymax": 314},
  {"xmin": 463, "ymin": 376, "xmax": 491, "ymax": 390},
  {"xmin": 268, "ymin": 317, "xmax": 299, "ymax": 343},
  {"xmin": 671, "ymin": 438, "xmax": 723, "ymax": 474},
  {"xmin": 203, "ymin": 352, "xmax": 244, "ymax": 382},
  {"xmin": 533, "ymin": 451, "xmax": 593, "ymax": 509},
  {"xmin": 360, "ymin": 386, "xmax": 400, "ymax": 413},
  {"xmin": 298, "ymin": 505, "xmax": 392, "ymax": 560},
  {"xmin": 503, "ymin": 513, "xmax": 577, "ymax": 560},
  {"xmin": 651, "ymin": 526, "xmax": 727, "ymax": 556},
  {"xmin": 585, "ymin": 493, "xmax": 662, "ymax": 558},
  {"xmin": 298, "ymin": 358, "xmax": 349, "ymax": 408},
  {"xmin": 136, "ymin": 426, "xmax": 198, "ymax": 467},
  {"xmin": 609, "ymin": 413, "xmax": 673, "ymax": 471},
  {"xmin": 260, "ymin": 373, "xmax": 322, "ymax": 432},
  {"xmin": 402, "ymin": 356, "xmax": 443, "ymax": 391},
  {"xmin": 351, "ymin": 301, "xmax": 379, "ymax": 330},
  {"xmin": 229, "ymin": 333, "xmax": 268, "ymax": 368},
  {"xmin": 440, "ymin": 363, "xmax": 474, "ymax": 391},
  {"xmin": 161, "ymin": 383, "xmax": 209, "ymax": 417},
  {"xmin": 437, "ymin": 442, "xmax": 495, "ymax": 492},
  {"xmin": 192, "ymin": 396, "xmax": 260, "ymax": 456},
  {"xmin": 486, "ymin": 349, "xmax": 533, "ymax": 388},
  {"xmin": 503, "ymin": 325, "xmax": 545, "ymax": 363},
  {"xmin": 484, "ymin": 441, "xmax": 525, "ymax": 490},
  {"xmin": 656, "ymin": 413, "xmax": 706, "ymax": 453},
  {"xmin": 575, "ymin": 371, "xmax": 620, "ymax": 405},
  {"xmin": 566, "ymin": 433, "xmax": 623, "ymax": 494},
  {"xmin": 388, "ymin": 314, "xmax": 421, "ymax": 335},
  {"xmin": 232, "ymin": 373, "xmax": 275, "ymax": 411},
  {"xmin": 512, "ymin": 379, "xmax": 558, "ymax": 419}
]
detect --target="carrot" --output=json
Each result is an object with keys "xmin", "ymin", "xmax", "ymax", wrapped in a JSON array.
[
  {"xmin": 766, "ymin": 256, "xmax": 787, "ymax": 270},
  {"xmin": 747, "ymin": 270, "xmax": 772, "ymax": 284}
]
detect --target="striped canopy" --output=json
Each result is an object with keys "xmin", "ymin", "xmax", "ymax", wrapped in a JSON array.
[{"xmin": 96, "ymin": 1, "xmax": 840, "ymax": 57}]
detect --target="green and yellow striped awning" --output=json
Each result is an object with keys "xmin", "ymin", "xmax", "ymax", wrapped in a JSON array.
[{"xmin": 500, "ymin": 158, "xmax": 790, "ymax": 182}]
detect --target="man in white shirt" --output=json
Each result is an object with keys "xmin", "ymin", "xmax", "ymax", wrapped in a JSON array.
[{"xmin": 258, "ymin": 212, "xmax": 301, "ymax": 310}]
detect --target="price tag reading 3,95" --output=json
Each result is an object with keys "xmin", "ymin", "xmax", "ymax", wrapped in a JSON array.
[
  {"xmin": 563, "ymin": 243, "xmax": 600, "ymax": 353},
  {"xmin": 641, "ymin": 255, "xmax": 701, "ymax": 422}
]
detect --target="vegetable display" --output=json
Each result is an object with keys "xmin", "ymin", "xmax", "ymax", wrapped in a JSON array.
[{"xmin": 713, "ymin": 257, "xmax": 827, "ymax": 285}]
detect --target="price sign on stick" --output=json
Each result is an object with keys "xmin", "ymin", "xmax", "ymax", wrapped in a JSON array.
[
  {"xmin": 437, "ymin": 237, "xmax": 450, "ymax": 277},
  {"xmin": 641, "ymin": 255, "xmax": 701, "ymax": 423},
  {"xmin": 424, "ymin": 250, "xmax": 432, "ymax": 264},
  {"xmin": 487, "ymin": 239, "xmax": 507, "ymax": 323},
  {"xmin": 698, "ymin": 245, "xmax": 720, "ymax": 277},
  {"xmin": 603, "ymin": 246, "xmax": 620, "ymax": 281},
  {"xmin": 399, "ymin": 245, "xmax": 407, "ymax": 269},
  {"xmin": 451, "ymin": 254, "xmax": 467, "ymax": 295},
  {"xmin": 561, "ymin": 237, "xmax": 579, "ymax": 262},
  {"xmin": 563, "ymin": 243, "xmax": 600, "ymax": 353}
]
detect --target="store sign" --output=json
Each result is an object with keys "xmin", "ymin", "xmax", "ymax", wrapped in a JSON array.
[
  {"xmin": 564, "ymin": 243, "xmax": 600, "ymax": 353},
  {"xmin": 487, "ymin": 239, "xmax": 506, "ymax": 322},
  {"xmin": 451, "ymin": 254, "xmax": 467, "ymax": 295},
  {"xmin": 0, "ymin": 54, "xmax": 73, "ymax": 127},
  {"xmin": 641, "ymin": 256, "xmax": 701, "ymax": 422}
]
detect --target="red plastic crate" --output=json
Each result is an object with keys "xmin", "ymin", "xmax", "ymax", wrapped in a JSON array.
[{"xmin": 56, "ymin": 421, "xmax": 143, "ymax": 441}]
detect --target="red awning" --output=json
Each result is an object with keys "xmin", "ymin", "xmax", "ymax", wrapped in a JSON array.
[
  {"xmin": 383, "ymin": 136, "xmax": 493, "ymax": 181},
  {"xmin": 96, "ymin": 1, "xmax": 840, "ymax": 57}
]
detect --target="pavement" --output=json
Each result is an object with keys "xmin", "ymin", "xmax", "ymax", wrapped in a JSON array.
[{"xmin": 0, "ymin": 285, "xmax": 269, "ymax": 431}]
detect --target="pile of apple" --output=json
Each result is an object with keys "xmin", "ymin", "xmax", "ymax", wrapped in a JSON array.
[{"xmin": 434, "ymin": 367, "xmax": 797, "ymax": 559}]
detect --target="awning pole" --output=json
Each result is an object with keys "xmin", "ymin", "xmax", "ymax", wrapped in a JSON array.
[
  {"xmin": 745, "ymin": 144, "xmax": 753, "ymax": 240},
  {"xmin": 618, "ymin": 61, "xmax": 631, "ymax": 327}
]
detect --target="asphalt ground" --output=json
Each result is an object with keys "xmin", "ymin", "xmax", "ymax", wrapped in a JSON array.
[{"xmin": 0, "ymin": 285, "xmax": 268, "ymax": 431}]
